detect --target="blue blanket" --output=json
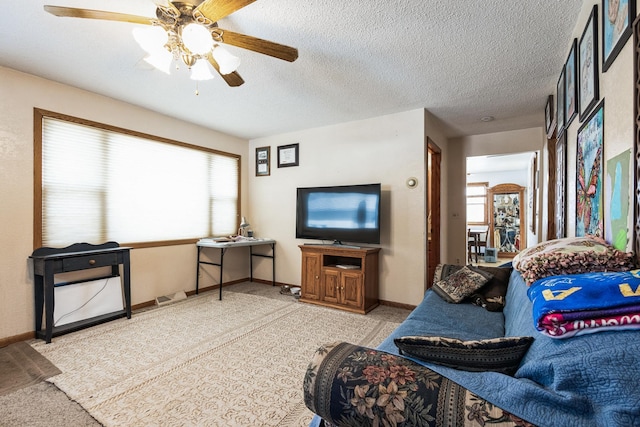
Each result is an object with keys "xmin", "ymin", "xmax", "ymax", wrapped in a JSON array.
[
  {"xmin": 373, "ymin": 271, "xmax": 640, "ymax": 427},
  {"xmin": 527, "ymin": 270, "xmax": 640, "ymax": 338}
]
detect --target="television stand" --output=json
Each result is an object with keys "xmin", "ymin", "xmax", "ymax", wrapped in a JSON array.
[{"xmin": 299, "ymin": 245, "xmax": 380, "ymax": 314}]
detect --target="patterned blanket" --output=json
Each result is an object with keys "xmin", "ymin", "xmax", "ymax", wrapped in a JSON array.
[{"xmin": 527, "ymin": 270, "xmax": 640, "ymax": 338}]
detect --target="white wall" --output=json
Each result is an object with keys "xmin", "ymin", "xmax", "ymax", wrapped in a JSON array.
[
  {"xmin": 248, "ymin": 109, "xmax": 447, "ymax": 306},
  {"xmin": 0, "ymin": 66, "xmax": 249, "ymax": 341}
]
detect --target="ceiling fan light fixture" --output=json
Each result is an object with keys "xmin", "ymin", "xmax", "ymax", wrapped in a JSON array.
[
  {"xmin": 181, "ymin": 23, "xmax": 214, "ymax": 55},
  {"xmin": 132, "ymin": 26, "xmax": 168, "ymax": 53},
  {"xmin": 212, "ymin": 45, "xmax": 241, "ymax": 75},
  {"xmin": 190, "ymin": 59, "xmax": 215, "ymax": 81},
  {"xmin": 144, "ymin": 49, "xmax": 173, "ymax": 74}
]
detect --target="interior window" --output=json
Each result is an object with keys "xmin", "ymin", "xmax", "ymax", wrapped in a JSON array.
[
  {"xmin": 466, "ymin": 182, "xmax": 488, "ymax": 225},
  {"xmin": 34, "ymin": 109, "xmax": 240, "ymax": 248}
]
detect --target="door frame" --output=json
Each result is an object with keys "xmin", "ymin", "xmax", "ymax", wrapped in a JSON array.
[{"xmin": 426, "ymin": 138, "xmax": 441, "ymax": 290}]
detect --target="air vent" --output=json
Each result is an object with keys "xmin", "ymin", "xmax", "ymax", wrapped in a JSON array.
[{"xmin": 155, "ymin": 291, "xmax": 187, "ymax": 306}]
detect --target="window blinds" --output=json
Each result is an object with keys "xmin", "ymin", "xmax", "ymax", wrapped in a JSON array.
[{"xmin": 39, "ymin": 114, "xmax": 239, "ymax": 247}]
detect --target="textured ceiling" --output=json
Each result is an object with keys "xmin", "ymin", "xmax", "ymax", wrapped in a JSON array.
[{"xmin": 0, "ymin": 0, "xmax": 584, "ymax": 140}]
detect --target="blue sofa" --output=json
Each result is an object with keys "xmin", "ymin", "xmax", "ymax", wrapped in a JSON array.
[{"xmin": 304, "ymin": 269, "xmax": 640, "ymax": 426}]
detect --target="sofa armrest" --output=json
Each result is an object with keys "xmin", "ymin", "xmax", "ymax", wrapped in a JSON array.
[{"xmin": 304, "ymin": 342, "xmax": 534, "ymax": 427}]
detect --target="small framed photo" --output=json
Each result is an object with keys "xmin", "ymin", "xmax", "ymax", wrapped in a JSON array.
[
  {"xmin": 602, "ymin": 0, "xmax": 636, "ymax": 72},
  {"xmin": 255, "ymin": 146, "xmax": 270, "ymax": 176},
  {"xmin": 556, "ymin": 67, "xmax": 565, "ymax": 136},
  {"xmin": 277, "ymin": 143, "xmax": 299, "ymax": 168},
  {"xmin": 564, "ymin": 39, "xmax": 578, "ymax": 127},
  {"xmin": 545, "ymin": 94, "xmax": 556, "ymax": 138},
  {"xmin": 555, "ymin": 133, "xmax": 567, "ymax": 239},
  {"xmin": 579, "ymin": 5, "xmax": 600, "ymax": 121}
]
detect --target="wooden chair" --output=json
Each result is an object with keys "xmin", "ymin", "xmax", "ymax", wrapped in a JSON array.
[{"xmin": 467, "ymin": 228, "xmax": 487, "ymax": 263}]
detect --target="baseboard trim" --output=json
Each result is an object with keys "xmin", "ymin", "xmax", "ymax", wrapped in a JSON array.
[
  {"xmin": 0, "ymin": 331, "xmax": 36, "ymax": 348},
  {"xmin": 379, "ymin": 299, "xmax": 416, "ymax": 311}
]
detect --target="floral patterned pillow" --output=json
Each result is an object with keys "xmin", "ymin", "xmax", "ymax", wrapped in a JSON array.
[
  {"xmin": 432, "ymin": 265, "xmax": 493, "ymax": 303},
  {"xmin": 394, "ymin": 336, "xmax": 534, "ymax": 375},
  {"xmin": 512, "ymin": 236, "xmax": 635, "ymax": 285}
]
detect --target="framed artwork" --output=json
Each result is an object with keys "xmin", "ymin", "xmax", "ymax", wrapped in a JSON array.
[
  {"xmin": 556, "ymin": 67, "xmax": 565, "ymax": 136},
  {"xmin": 255, "ymin": 146, "xmax": 270, "ymax": 176},
  {"xmin": 579, "ymin": 5, "xmax": 600, "ymax": 121},
  {"xmin": 528, "ymin": 153, "xmax": 537, "ymax": 233},
  {"xmin": 277, "ymin": 143, "xmax": 299, "ymax": 168},
  {"xmin": 545, "ymin": 94, "xmax": 556, "ymax": 138},
  {"xmin": 602, "ymin": 0, "xmax": 636, "ymax": 72},
  {"xmin": 564, "ymin": 39, "xmax": 578, "ymax": 127},
  {"xmin": 576, "ymin": 100, "xmax": 604, "ymax": 238},
  {"xmin": 605, "ymin": 149, "xmax": 631, "ymax": 250},
  {"xmin": 555, "ymin": 133, "xmax": 567, "ymax": 239}
]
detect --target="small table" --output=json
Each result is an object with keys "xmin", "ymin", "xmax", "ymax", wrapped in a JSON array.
[
  {"xmin": 196, "ymin": 238, "xmax": 276, "ymax": 300},
  {"xmin": 30, "ymin": 242, "xmax": 132, "ymax": 343}
]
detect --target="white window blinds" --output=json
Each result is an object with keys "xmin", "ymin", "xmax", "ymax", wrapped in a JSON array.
[{"xmin": 37, "ymin": 111, "xmax": 239, "ymax": 247}]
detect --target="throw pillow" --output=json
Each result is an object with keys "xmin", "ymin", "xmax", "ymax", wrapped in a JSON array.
[
  {"xmin": 394, "ymin": 335, "xmax": 534, "ymax": 375},
  {"xmin": 512, "ymin": 236, "xmax": 636, "ymax": 285},
  {"xmin": 469, "ymin": 265, "xmax": 512, "ymax": 311},
  {"xmin": 432, "ymin": 265, "xmax": 493, "ymax": 303}
]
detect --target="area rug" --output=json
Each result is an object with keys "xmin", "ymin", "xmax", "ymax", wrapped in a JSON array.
[
  {"xmin": 0, "ymin": 341, "xmax": 61, "ymax": 396},
  {"xmin": 31, "ymin": 290, "xmax": 404, "ymax": 426}
]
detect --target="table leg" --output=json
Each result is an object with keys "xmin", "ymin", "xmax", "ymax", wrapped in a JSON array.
[
  {"xmin": 249, "ymin": 246, "xmax": 254, "ymax": 282},
  {"xmin": 34, "ymin": 275, "xmax": 44, "ymax": 334},
  {"xmin": 195, "ymin": 246, "xmax": 202, "ymax": 295},
  {"xmin": 122, "ymin": 251, "xmax": 131, "ymax": 319},
  {"xmin": 271, "ymin": 243, "xmax": 276, "ymax": 286},
  {"xmin": 219, "ymin": 248, "xmax": 225, "ymax": 301},
  {"xmin": 44, "ymin": 262, "xmax": 55, "ymax": 344}
]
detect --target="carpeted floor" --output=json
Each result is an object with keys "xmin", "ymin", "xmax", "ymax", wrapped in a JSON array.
[{"xmin": 0, "ymin": 282, "xmax": 410, "ymax": 427}]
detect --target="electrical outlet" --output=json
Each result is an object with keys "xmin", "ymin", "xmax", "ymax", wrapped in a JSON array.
[{"xmin": 456, "ymin": 258, "xmax": 461, "ymax": 264}]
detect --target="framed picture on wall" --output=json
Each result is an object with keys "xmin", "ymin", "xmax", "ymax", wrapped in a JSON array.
[
  {"xmin": 576, "ymin": 100, "xmax": 604, "ymax": 238},
  {"xmin": 555, "ymin": 133, "xmax": 567, "ymax": 239},
  {"xmin": 602, "ymin": 0, "xmax": 636, "ymax": 72},
  {"xmin": 277, "ymin": 143, "xmax": 299, "ymax": 168},
  {"xmin": 556, "ymin": 67, "xmax": 565, "ymax": 136},
  {"xmin": 564, "ymin": 39, "xmax": 578, "ymax": 127},
  {"xmin": 545, "ymin": 94, "xmax": 556, "ymax": 138},
  {"xmin": 579, "ymin": 5, "xmax": 600, "ymax": 121},
  {"xmin": 255, "ymin": 146, "xmax": 270, "ymax": 176}
]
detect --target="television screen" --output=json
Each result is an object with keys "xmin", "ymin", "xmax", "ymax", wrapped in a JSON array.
[{"xmin": 296, "ymin": 183, "xmax": 381, "ymax": 244}]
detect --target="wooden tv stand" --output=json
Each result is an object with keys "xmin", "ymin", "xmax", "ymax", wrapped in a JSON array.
[{"xmin": 299, "ymin": 245, "xmax": 380, "ymax": 314}]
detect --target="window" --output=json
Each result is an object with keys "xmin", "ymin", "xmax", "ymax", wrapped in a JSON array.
[
  {"xmin": 34, "ymin": 109, "xmax": 240, "ymax": 248},
  {"xmin": 466, "ymin": 182, "xmax": 488, "ymax": 225}
]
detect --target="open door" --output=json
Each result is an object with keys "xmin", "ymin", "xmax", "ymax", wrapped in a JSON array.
[{"xmin": 427, "ymin": 138, "xmax": 441, "ymax": 289}]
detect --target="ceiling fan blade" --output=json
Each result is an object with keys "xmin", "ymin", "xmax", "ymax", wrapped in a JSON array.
[
  {"xmin": 217, "ymin": 29, "xmax": 298, "ymax": 62},
  {"xmin": 207, "ymin": 54, "xmax": 245, "ymax": 87},
  {"xmin": 195, "ymin": 0, "xmax": 257, "ymax": 22},
  {"xmin": 44, "ymin": 5, "xmax": 153, "ymax": 25}
]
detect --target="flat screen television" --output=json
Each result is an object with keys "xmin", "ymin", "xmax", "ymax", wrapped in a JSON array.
[{"xmin": 296, "ymin": 183, "xmax": 381, "ymax": 245}]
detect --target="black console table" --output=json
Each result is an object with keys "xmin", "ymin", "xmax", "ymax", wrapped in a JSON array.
[{"xmin": 30, "ymin": 241, "xmax": 132, "ymax": 343}]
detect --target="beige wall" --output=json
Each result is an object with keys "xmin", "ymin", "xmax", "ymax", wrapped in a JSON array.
[
  {"xmin": 248, "ymin": 109, "xmax": 448, "ymax": 306},
  {"xmin": 0, "ymin": 66, "xmax": 249, "ymax": 341}
]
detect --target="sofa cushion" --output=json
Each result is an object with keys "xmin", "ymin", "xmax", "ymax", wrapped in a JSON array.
[
  {"xmin": 432, "ymin": 265, "xmax": 493, "ymax": 303},
  {"xmin": 393, "ymin": 336, "xmax": 533, "ymax": 375},
  {"xmin": 469, "ymin": 265, "xmax": 512, "ymax": 311},
  {"xmin": 512, "ymin": 236, "xmax": 635, "ymax": 285}
]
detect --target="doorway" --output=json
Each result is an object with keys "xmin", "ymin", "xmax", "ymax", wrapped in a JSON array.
[
  {"xmin": 466, "ymin": 152, "xmax": 535, "ymax": 264},
  {"xmin": 426, "ymin": 138, "xmax": 441, "ymax": 289}
]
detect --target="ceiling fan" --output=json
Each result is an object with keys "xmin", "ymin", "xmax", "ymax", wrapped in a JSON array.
[{"xmin": 44, "ymin": 0, "xmax": 299, "ymax": 87}]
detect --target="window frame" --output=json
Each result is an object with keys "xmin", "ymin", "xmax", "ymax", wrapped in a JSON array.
[
  {"xmin": 34, "ymin": 108, "xmax": 241, "ymax": 250},
  {"xmin": 466, "ymin": 181, "xmax": 489, "ymax": 226}
]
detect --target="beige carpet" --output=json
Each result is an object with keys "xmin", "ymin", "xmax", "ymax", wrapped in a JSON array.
[{"xmin": 31, "ymin": 288, "xmax": 406, "ymax": 426}]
